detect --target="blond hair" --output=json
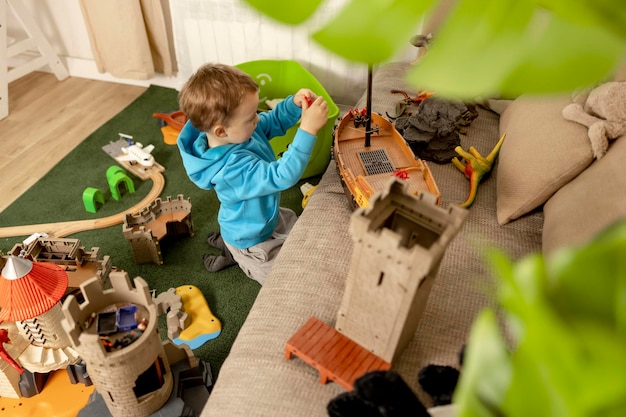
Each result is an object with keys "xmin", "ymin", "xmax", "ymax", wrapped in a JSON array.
[{"xmin": 179, "ymin": 63, "xmax": 258, "ymax": 132}]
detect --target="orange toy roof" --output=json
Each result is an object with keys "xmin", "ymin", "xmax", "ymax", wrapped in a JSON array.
[{"xmin": 0, "ymin": 256, "xmax": 69, "ymax": 322}]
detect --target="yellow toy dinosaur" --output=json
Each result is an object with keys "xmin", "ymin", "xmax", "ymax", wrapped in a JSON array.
[{"xmin": 452, "ymin": 133, "xmax": 506, "ymax": 208}]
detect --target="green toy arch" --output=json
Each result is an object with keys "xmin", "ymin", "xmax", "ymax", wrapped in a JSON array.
[{"xmin": 106, "ymin": 166, "xmax": 135, "ymax": 201}]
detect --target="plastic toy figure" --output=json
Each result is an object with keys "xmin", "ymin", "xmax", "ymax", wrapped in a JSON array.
[
  {"xmin": 392, "ymin": 168, "xmax": 409, "ymax": 180},
  {"xmin": 347, "ymin": 108, "xmax": 368, "ymax": 127},
  {"xmin": 0, "ymin": 328, "xmax": 23, "ymax": 374},
  {"xmin": 387, "ymin": 88, "xmax": 432, "ymax": 119},
  {"xmin": 118, "ymin": 137, "xmax": 156, "ymax": 167},
  {"xmin": 452, "ymin": 133, "xmax": 506, "ymax": 208}
]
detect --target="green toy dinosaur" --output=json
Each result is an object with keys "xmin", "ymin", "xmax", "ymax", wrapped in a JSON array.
[{"xmin": 452, "ymin": 133, "xmax": 506, "ymax": 208}]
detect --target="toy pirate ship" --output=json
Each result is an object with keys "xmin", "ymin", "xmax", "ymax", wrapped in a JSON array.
[{"xmin": 333, "ymin": 65, "xmax": 440, "ymax": 209}]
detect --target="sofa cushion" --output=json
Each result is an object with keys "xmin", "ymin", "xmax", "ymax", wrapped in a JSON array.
[
  {"xmin": 496, "ymin": 94, "xmax": 593, "ymax": 224},
  {"xmin": 542, "ymin": 136, "xmax": 626, "ymax": 256}
]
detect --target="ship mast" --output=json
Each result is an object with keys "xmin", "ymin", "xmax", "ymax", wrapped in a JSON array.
[{"xmin": 365, "ymin": 64, "xmax": 373, "ymax": 148}]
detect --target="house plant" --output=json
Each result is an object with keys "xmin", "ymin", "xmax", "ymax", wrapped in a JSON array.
[
  {"xmin": 453, "ymin": 219, "xmax": 626, "ymax": 416},
  {"xmin": 241, "ymin": 2, "xmax": 626, "ymax": 415}
]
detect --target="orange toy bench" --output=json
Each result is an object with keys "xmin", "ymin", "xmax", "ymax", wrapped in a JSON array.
[{"xmin": 285, "ymin": 316, "xmax": 391, "ymax": 391}]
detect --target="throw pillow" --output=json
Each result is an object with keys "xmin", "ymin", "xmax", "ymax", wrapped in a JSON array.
[
  {"xmin": 542, "ymin": 135, "xmax": 626, "ymax": 256},
  {"xmin": 496, "ymin": 94, "xmax": 593, "ymax": 224}
]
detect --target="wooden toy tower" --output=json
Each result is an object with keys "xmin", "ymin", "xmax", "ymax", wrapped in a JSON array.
[{"xmin": 335, "ymin": 178, "xmax": 468, "ymax": 363}]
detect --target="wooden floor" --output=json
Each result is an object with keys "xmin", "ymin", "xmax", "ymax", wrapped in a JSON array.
[{"xmin": 0, "ymin": 72, "xmax": 147, "ymax": 214}]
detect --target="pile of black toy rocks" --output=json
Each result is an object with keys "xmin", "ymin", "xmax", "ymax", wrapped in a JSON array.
[
  {"xmin": 395, "ymin": 97, "xmax": 478, "ymax": 164},
  {"xmin": 327, "ymin": 346, "xmax": 465, "ymax": 416}
]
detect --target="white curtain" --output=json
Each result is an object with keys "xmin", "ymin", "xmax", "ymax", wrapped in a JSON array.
[
  {"xmin": 80, "ymin": 0, "xmax": 176, "ymax": 80},
  {"xmin": 168, "ymin": 0, "xmax": 371, "ymax": 105}
]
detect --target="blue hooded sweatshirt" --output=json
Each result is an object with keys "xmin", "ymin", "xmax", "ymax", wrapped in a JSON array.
[{"xmin": 177, "ymin": 95, "xmax": 316, "ymax": 249}]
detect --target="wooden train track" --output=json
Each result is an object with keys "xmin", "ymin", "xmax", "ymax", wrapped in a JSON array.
[{"xmin": 0, "ymin": 171, "xmax": 165, "ymax": 239}]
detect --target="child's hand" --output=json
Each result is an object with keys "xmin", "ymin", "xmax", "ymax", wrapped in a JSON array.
[
  {"xmin": 294, "ymin": 89, "xmax": 317, "ymax": 108},
  {"xmin": 300, "ymin": 96, "xmax": 329, "ymax": 136}
]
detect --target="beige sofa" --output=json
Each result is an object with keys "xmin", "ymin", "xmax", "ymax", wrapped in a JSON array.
[{"xmin": 200, "ymin": 62, "xmax": 626, "ymax": 416}]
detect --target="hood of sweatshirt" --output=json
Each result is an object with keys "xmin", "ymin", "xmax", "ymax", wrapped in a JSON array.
[{"xmin": 176, "ymin": 121, "xmax": 237, "ymax": 191}]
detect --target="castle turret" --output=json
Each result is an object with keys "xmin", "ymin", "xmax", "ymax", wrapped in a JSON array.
[
  {"xmin": 335, "ymin": 179, "xmax": 468, "ymax": 363},
  {"xmin": 62, "ymin": 272, "xmax": 175, "ymax": 417},
  {"xmin": 123, "ymin": 195, "xmax": 193, "ymax": 265},
  {"xmin": 0, "ymin": 256, "xmax": 80, "ymax": 378}
]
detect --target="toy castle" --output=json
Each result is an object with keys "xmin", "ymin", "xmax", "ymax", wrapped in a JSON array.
[
  {"xmin": 335, "ymin": 178, "xmax": 468, "ymax": 363},
  {"xmin": 1, "ymin": 231, "xmax": 212, "ymax": 416},
  {"xmin": 7, "ymin": 237, "xmax": 112, "ymax": 289},
  {"xmin": 0, "ymin": 256, "xmax": 82, "ymax": 398},
  {"xmin": 286, "ymin": 179, "xmax": 468, "ymax": 388},
  {"xmin": 123, "ymin": 195, "xmax": 193, "ymax": 265},
  {"xmin": 61, "ymin": 271, "xmax": 201, "ymax": 417}
]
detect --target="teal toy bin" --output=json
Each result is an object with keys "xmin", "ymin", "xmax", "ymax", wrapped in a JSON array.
[{"xmin": 235, "ymin": 60, "xmax": 339, "ymax": 179}]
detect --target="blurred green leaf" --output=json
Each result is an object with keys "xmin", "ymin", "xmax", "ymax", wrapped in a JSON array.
[
  {"xmin": 500, "ymin": 13, "xmax": 625, "ymax": 96},
  {"xmin": 242, "ymin": 0, "xmax": 324, "ymax": 25},
  {"xmin": 539, "ymin": 0, "xmax": 626, "ymax": 40},
  {"xmin": 503, "ymin": 301, "xmax": 626, "ymax": 416},
  {"xmin": 244, "ymin": 0, "xmax": 626, "ymax": 98},
  {"xmin": 312, "ymin": 0, "xmax": 437, "ymax": 63},
  {"xmin": 453, "ymin": 309, "xmax": 511, "ymax": 417},
  {"xmin": 407, "ymin": 0, "xmax": 535, "ymax": 98},
  {"xmin": 547, "ymin": 220, "xmax": 626, "ymax": 333},
  {"xmin": 245, "ymin": 0, "xmax": 626, "ymax": 98},
  {"xmin": 408, "ymin": 0, "xmax": 625, "ymax": 98},
  {"xmin": 503, "ymin": 305, "xmax": 582, "ymax": 416},
  {"xmin": 457, "ymin": 220, "xmax": 626, "ymax": 416},
  {"xmin": 489, "ymin": 251, "xmax": 580, "ymax": 416},
  {"xmin": 570, "ymin": 321, "xmax": 626, "ymax": 415},
  {"xmin": 491, "ymin": 250, "xmax": 547, "ymax": 315}
]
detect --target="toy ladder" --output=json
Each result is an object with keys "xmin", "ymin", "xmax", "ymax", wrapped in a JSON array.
[{"xmin": 1, "ymin": 0, "xmax": 69, "ymax": 120}]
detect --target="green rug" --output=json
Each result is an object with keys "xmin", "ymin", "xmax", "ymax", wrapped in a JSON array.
[{"xmin": 0, "ymin": 85, "xmax": 320, "ymax": 377}]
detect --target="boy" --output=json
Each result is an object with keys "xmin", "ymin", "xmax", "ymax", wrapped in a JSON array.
[{"xmin": 177, "ymin": 63, "xmax": 329, "ymax": 284}]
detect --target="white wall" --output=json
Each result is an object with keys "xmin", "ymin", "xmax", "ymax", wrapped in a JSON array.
[
  {"xmin": 170, "ymin": 0, "xmax": 374, "ymax": 105},
  {"xmin": 7, "ymin": 0, "xmax": 415, "ymax": 104},
  {"xmin": 170, "ymin": 0, "xmax": 418, "ymax": 105}
]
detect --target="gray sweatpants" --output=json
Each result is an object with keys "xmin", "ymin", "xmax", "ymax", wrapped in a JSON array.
[{"xmin": 224, "ymin": 207, "xmax": 298, "ymax": 285}]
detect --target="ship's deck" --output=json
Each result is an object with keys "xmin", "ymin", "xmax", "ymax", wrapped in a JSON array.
[{"xmin": 335, "ymin": 117, "xmax": 435, "ymax": 199}]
